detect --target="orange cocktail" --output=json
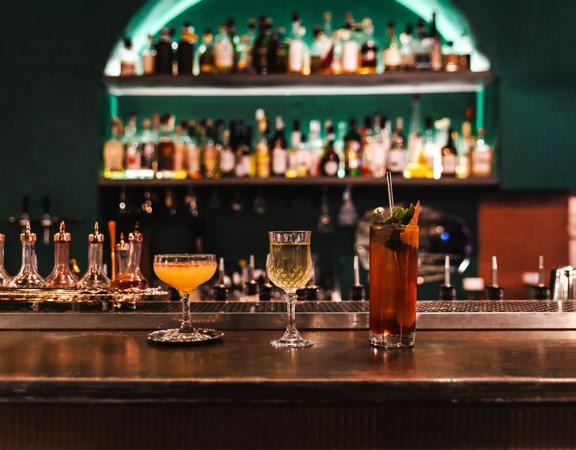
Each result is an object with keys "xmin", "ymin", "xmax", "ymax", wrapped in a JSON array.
[{"xmin": 154, "ymin": 260, "xmax": 216, "ymax": 294}]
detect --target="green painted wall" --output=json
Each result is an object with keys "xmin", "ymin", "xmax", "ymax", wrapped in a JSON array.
[{"xmin": 0, "ymin": 0, "xmax": 571, "ymax": 296}]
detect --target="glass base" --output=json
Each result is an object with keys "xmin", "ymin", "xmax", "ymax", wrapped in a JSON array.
[
  {"xmin": 271, "ymin": 335, "xmax": 314, "ymax": 348},
  {"xmin": 147, "ymin": 328, "xmax": 224, "ymax": 345},
  {"xmin": 369, "ymin": 331, "xmax": 415, "ymax": 349}
]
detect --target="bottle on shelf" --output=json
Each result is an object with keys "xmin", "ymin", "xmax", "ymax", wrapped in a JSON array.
[
  {"xmin": 387, "ymin": 117, "xmax": 406, "ymax": 175},
  {"xmin": 471, "ymin": 128, "xmax": 493, "ymax": 177},
  {"xmin": 360, "ymin": 116, "xmax": 373, "ymax": 176},
  {"xmin": 443, "ymin": 41, "xmax": 460, "ymax": 72},
  {"xmin": 423, "ymin": 117, "xmax": 442, "ymax": 179},
  {"xmin": 124, "ymin": 113, "xmax": 141, "ymax": 179},
  {"xmin": 138, "ymin": 117, "xmax": 157, "ymax": 179},
  {"xmin": 344, "ymin": 118, "xmax": 362, "ymax": 177},
  {"xmin": 399, "ymin": 23, "xmax": 415, "ymax": 70},
  {"xmin": 202, "ymin": 119, "xmax": 220, "ymax": 178},
  {"xmin": 173, "ymin": 122, "xmax": 188, "ymax": 179},
  {"xmin": 456, "ymin": 107, "xmax": 475, "ymax": 178},
  {"xmin": 295, "ymin": 121, "xmax": 311, "ymax": 178},
  {"xmin": 112, "ymin": 227, "xmax": 149, "ymax": 290},
  {"xmin": 285, "ymin": 119, "xmax": 301, "ymax": 178},
  {"xmin": 0, "ymin": 234, "xmax": 11, "ymax": 287},
  {"xmin": 370, "ymin": 114, "xmax": 389, "ymax": 178},
  {"xmin": 157, "ymin": 114, "xmax": 176, "ymax": 179},
  {"xmin": 103, "ymin": 118, "xmax": 125, "ymax": 179},
  {"xmin": 253, "ymin": 17, "xmax": 273, "ymax": 75},
  {"xmin": 321, "ymin": 11, "xmax": 336, "ymax": 74},
  {"xmin": 255, "ymin": 109, "xmax": 270, "ymax": 178},
  {"xmin": 176, "ymin": 22, "xmax": 196, "ymax": 76},
  {"xmin": 320, "ymin": 123, "xmax": 340, "ymax": 177},
  {"xmin": 413, "ymin": 19, "xmax": 431, "ymax": 70},
  {"xmin": 214, "ymin": 23, "xmax": 234, "ymax": 73},
  {"xmin": 120, "ymin": 37, "xmax": 137, "ymax": 76},
  {"xmin": 441, "ymin": 128, "xmax": 458, "ymax": 177},
  {"xmin": 79, "ymin": 222, "xmax": 111, "ymax": 289},
  {"xmin": 407, "ymin": 94, "xmax": 423, "ymax": 165},
  {"xmin": 234, "ymin": 120, "xmax": 253, "ymax": 178},
  {"xmin": 226, "ymin": 18, "xmax": 240, "ymax": 73},
  {"xmin": 288, "ymin": 12, "xmax": 307, "ymax": 74},
  {"xmin": 141, "ymin": 35, "xmax": 156, "ymax": 75},
  {"xmin": 219, "ymin": 121, "xmax": 236, "ymax": 177},
  {"xmin": 359, "ymin": 18, "xmax": 378, "ymax": 74},
  {"xmin": 274, "ymin": 24, "xmax": 288, "ymax": 74},
  {"xmin": 185, "ymin": 120, "xmax": 202, "ymax": 179},
  {"xmin": 382, "ymin": 22, "xmax": 402, "ymax": 72},
  {"xmin": 9, "ymin": 222, "xmax": 44, "ymax": 289},
  {"xmin": 154, "ymin": 27, "xmax": 175, "ymax": 75},
  {"xmin": 308, "ymin": 120, "xmax": 323, "ymax": 177},
  {"xmin": 198, "ymin": 29, "xmax": 215, "ymax": 74},
  {"xmin": 239, "ymin": 18, "xmax": 257, "ymax": 73},
  {"xmin": 271, "ymin": 116, "xmax": 288, "ymax": 177},
  {"xmin": 340, "ymin": 22, "xmax": 359, "ymax": 74},
  {"xmin": 429, "ymin": 12, "xmax": 443, "ymax": 71}
]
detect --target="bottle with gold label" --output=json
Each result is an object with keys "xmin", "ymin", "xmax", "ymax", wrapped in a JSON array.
[
  {"xmin": 44, "ymin": 222, "xmax": 78, "ymax": 289},
  {"xmin": 10, "ymin": 222, "xmax": 44, "ymax": 288},
  {"xmin": 0, "ymin": 234, "xmax": 11, "ymax": 286},
  {"xmin": 79, "ymin": 223, "xmax": 110, "ymax": 289},
  {"xmin": 255, "ymin": 109, "xmax": 270, "ymax": 178},
  {"xmin": 202, "ymin": 120, "xmax": 220, "ymax": 178},
  {"xmin": 219, "ymin": 122, "xmax": 236, "ymax": 177},
  {"xmin": 103, "ymin": 118, "xmax": 125, "ymax": 179}
]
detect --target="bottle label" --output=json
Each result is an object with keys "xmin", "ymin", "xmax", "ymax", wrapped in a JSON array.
[
  {"xmin": 187, "ymin": 144, "xmax": 201, "ymax": 175},
  {"xmin": 383, "ymin": 48, "xmax": 402, "ymax": 68},
  {"xmin": 235, "ymin": 155, "xmax": 251, "ymax": 177},
  {"xmin": 125, "ymin": 143, "xmax": 141, "ymax": 170},
  {"xmin": 289, "ymin": 41, "xmax": 304, "ymax": 72},
  {"xmin": 215, "ymin": 40, "xmax": 233, "ymax": 69},
  {"xmin": 272, "ymin": 148, "xmax": 287, "ymax": 175},
  {"xmin": 442, "ymin": 154, "xmax": 457, "ymax": 174},
  {"xmin": 472, "ymin": 151, "xmax": 492, "ymax": 176},
  {"xmin": 324, "ymin": 160, "xmax": 338, "ymax": 176},
  {"xmin": 341, "ymin": 41, "xmax": 359, "ymax": 72},
  {"xmin": 387, "ymin": 149, "xmax": 405, "ymax": 172},
  {"xmin": 104, "ymin": 141, "xmax": 124, "ymax": 171},
  {"xmin": 142, "ymin": 143, "xmax": 155, "ymax": 169},
  {"xmin": 346, "ymin": 141, "xmax": 361, "ymax": 169},
  {"xmin": 220, "ymin": 149, "xmax": 236, "ymax": 173},
  {"xmin": 174, "ymin": 144, "xmax": 186, "ymax": 171}
]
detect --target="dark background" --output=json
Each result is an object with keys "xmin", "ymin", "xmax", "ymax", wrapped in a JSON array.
[{"xmin": 0, "ymin": 0, "xmax": 572, "ymax": 294}]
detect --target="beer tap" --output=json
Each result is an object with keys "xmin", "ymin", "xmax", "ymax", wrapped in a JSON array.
[
  {"xmin": 486, "ymin": 255, "xmax": 504, "ymax": 300},
  {"xmin": 438, "ymin": 255, "xmax": 457, "ymax": 300},
  {"xmin": 533, "ymin": 255, "xmax": 551, "ymax": 300},
  {"xmin": 348, "ymin": 255, "xmax": 366, "ymax": 301},
  {"xmin": 40, "ymin": 196, "xmax": 52, "ymax": 246}
]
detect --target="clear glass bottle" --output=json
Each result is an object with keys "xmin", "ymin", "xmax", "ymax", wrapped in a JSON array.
[
  {"xmin": 112, "ymin": 228, "xmax": 149, "ymax": 290},
  {"xmin": 271, "ymin": 116, "xmax": 288, "ymax": 177},
  {"xmin": 115, "ymin": 233, "xmax": 130, "ymax": 277},
  {"xmin": 387, "ymin": 117, "xmax": 406, "ymax": 175},
  {"xmin": 10, "ymin": 222, "xmax": 44, "ymax": 288},
  {"xmin": 340, "ymin": 23, "xmax": 359, "ymax": 74},
  {"xmin": 383, "ymin": 22, "xmax": 402, "ymax": 72},
  {"xmin": 103, "ymin": 118, "xmax": 125, "ymax": 179},
  {"xmin": 288, "ymin": 13, "xmax": 307, "ymax": 74},
  {"xmin": 79, "ymin": 223, "xmax": 111, "ymax": 290},
  {"xmin": 214, "ymin": 24, "xmax": 234, "ymax": 73},
  {"xmin": 0, "ymin": 234, "xmax": 11, "ymax": 286},
  {"xmin": 400, "ymin": 24, "xmax": 415, "ymax": 70},
  {"xmin": 44, "ymin": 222, "xmax": 78, "ymax": 289}
]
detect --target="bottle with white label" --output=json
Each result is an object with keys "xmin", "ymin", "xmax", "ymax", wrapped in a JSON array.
[
  {"xmin": 271, "ymin": 116, "xmax": 288, "ymax": 177},
  {"xmin": 382, "ymin": 22, "xmax": 402, "ymax": 71},
  {"xmin": 320, "ymin": 124, "xmax": 340, "ymax": 177},
  {"xmin": 471, "ymin": 128, "xmax": 493, "ymax": 177},
  {"xmin": 214, "ymin": 24, "xmax": 234, "ymax": 73},
  {"xmin": 219, "ymin": 123, "xmax": 236, "ymax": 178},
  {"xmin": 288, "ymin": 13, "xmax": 307, "ymax": 74},
  {"xmin": 341, "ymin": 23, "xmax": 359, "ymax": 74},
  {"xmin": 387, "ymin": 117, "xmax": 406, "ymax": 175},
  {"xmin": 441, "ymin": 129, "xmax": 458, "ymax": 177}
]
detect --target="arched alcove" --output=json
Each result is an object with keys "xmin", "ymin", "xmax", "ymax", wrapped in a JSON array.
[{"xmin": 104, "ymin": 0, "xmax": 490, "ymax": 75}]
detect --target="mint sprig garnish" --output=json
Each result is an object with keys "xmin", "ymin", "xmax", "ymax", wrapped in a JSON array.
[{"xmin": 372, "ymin": 203, "xmax": 417, "ymax": 225}]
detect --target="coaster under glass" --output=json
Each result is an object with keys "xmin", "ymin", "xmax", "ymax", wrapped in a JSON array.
[{"xmin": 147, "ymin": 328, "xmax": 224, "ymax": 346}]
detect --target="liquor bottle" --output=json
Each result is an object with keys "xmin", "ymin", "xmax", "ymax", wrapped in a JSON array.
[
  {"xmin": 310, "ymin": 26, "xmax": 325, "ymax": 74},
  {"xmin": 320, "ymin": 124, "xmax": 340, "ymax": 177},
  {"xmin": 387, "ymin": 117, "xmax": 406, "ymax": 175},
  {"xmin": 334, "ymin": 121, "xmax": 347, "ymax": 177},
  {"xmin": 443, "ymin": 41, "xmax": 459, "ymax": 72},
  {"xmin": 155, "ymin": 27, "xmax": 174, "ymax": 75},
  {"xmin": 226, "ymin": 18, "xmax": 241, "ymax": 73},
  {"xmin": 308, "ymin": 120, "xmax": 323, "ymax": 177},
  {"xmin": 120, "ymin": 37, "xmax": 137, "ymax": 76},
  {"xmin": 0, "ymin": 234, "xmax": 10, "ymax": 287},
  {"xmin": 124, "ymin": 113, "xmax": 140, "ymax": 179},
  {"xmin": 423, "ymin": 117, "xmax": 442, "ymax": 179},
  {"xmin": 255, "ymin": 109, "xmax": 270, "ymax": 178},
  {"xmin": 288, "ymin": 13, "xmax": 307, "ymax": 74},
  {"xmin": 177, "ymin": 22, "xmax": 196, "ymax": 76},
  {"xmin": 253, "ymin": 17, "xmax": 269, "ymax": 74},
  {"xmin": 241, "ymin": 18, "xmax": 257, "ymax": 72},
  {"xmin": 400, "ymin": 24, "xmax": 415, "ymax": 70},
  {"xmin": 340, "ymin": 23, "xmax": 359, "ymax": 74},
  {"xmin": 407, "ymin": 94, "xmax": 423, "ymax": 166},
  {"xmin": 344, "ymin": 118, "xmax": 362, "ymax": 176},
  {"xmin": 441, "ymin": 129, "xmax": 458, "ymax": 177},
  {"xmin": 405, "ymin": 116, "xmax": 432, "ymax": 179},
  {"xmin": 157, "ymin": 114, "xmax": 176, "ymax": 179},
  {"xmin": 414, "ymin": 20, "xmax": 431, "ymax": 70},
  {"xmin": 274, "ymin": 24, "xmax": 288, "ymax": 73},
  {"xmin": 321, "ymin": 11, "xmax": 335, "ymax": 74},
  {"xmin": 198, "ymin": 29, "xmax": 215, "ymax": 74},
  {"xmin": 78, "ymin": 222, "xmax": 110, "ymax": 289},
  {"xmin": 214, "ymin": 24, "xmax": 234, "ymax": 73},
  {"xmin": 219, "ymin": 122, "xmax": 236, "ymax": 177},
  {"xmin": 234, "ymin": 120, "xmax": 252, "ymax": 177},
  {"xmin": 383, "ymin": 22, "xmax": 402, "ymax": 72},
  {"xmin": 186, "ymin": 120, "xmax": 202, "ymax": 179},
  {"xmin": 173, "ymin": 122, "xmax": 188, "ymax": 179},
  {"xmin": 112, "ymin": 227, "xmax": 149, "ymax": 290},
  {"xmin": 139, "ymin": 117, "xmax": 157, "ymax": 179},
  {"xmin": 202, "ymin": 120, "xmax": 220, "ymax": 178},
  {"xmin": 471, "ymin": 128, "xmax": 493, "ymax": 177},
  {"xmin": 360, "ymin": 116, "xmax": 374, "ymax": 176},
  {"xmin": 370, "ymin": 114, "xmax": 389, "ymax": 178},
  {"xmin": 429, "ymin": 12, "xmax": 443, "ymax": 71},
  {"xmin": 285, "ymin": 119, "xmax": 301, "ymax": 178},
  {"xmin": 9, "ymin": 222, "xmax": 44, "ymax": 288},
  {"xmin": 359, "ymin": 18, "xmax": 378, "ymax": 74},
  {"xmin": 103, "ymin": 118, "xmax": 124, "ymax": 179},
  {"xmin": 141, "ymin": 35, "xmax": 156, "ymax": 75},
  {"xmin": 44, "ymin": 222, "xmax": 78, "ymax": 289},
  {"xmin": 271, "ymin": 116, "xmax": 288, "ymax": 177}
]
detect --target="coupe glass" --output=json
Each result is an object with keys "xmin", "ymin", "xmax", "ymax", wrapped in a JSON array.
[
  {"xmin": 149, "ymin": 254, "xmax": 217, "ymax": 344},
  {"xmin": 267, "ymin": 231, "xmax": 313, "ymax": 348}
]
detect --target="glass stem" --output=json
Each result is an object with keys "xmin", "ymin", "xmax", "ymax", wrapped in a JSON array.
[
  {"xmin": 180, "ymin": 293, "xmax": 192, "ymax": 332},
  {"xmin": 285, "ymin": 291, "xmax": 298, "ymax": 337}
]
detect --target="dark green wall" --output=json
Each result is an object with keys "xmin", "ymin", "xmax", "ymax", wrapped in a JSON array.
[{"xmin": 0, "ymin": 0, "xmax": 572, "ymax": 292}]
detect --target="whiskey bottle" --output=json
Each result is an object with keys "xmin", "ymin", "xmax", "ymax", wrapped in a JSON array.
[
  {"xmin": 9, "ymin": 222, "xmax": 44, "ymax": 288},
  {"xmin": 103, "ymin": 118, "xmax": 124, "ymax": 179},
  {"xmin": 202, "ymin": 120, "xmax": 220, "ymax": 178},
  {"xmin": 177, "ymin": 22, "xmax": 196, "ymax": 76},
  {"xmin": 198, "ymin": 29, "xmax": 215, "ymax": 74},
  {"xmin": 157, "ymin": 114, "xmax": 176, "ymax": 179},
  {"xmin": 44, "ymin": 222, "xmax": 78, "ymax": 289},
  {"xmin": 138, "ymin": 117, "xmax": 157, "ymax": 179},
  {"xmin": 382, "ymin": 22, "xmax": 402, "ymax": 71},
  {"xmin": 288, "ymin": 13, "xmax": 307, "ymax": 74},
  {"xmin": 219, "ymin": 122, "xmax": 236, "ymax": 177},
  {"xmin": 120, "ymin": 37, "xmax": 137, "ymax": 76},
  {"xmin": 429, "ymin": 12, "xmax": 443, "ymax": 71},
  {"xmin": 185, "ymin": 120, "xmax": 202, "ymax": 179},
  {"xmin": 214, "ymin": 24, "xmax": 234, "ymax": 73},
  {"xmin": 471, "ymin": 129, "xmax": 493, "ymax": 177},
  {"xmin": 173, "ymin": 122, "xmax": 188, "ymax": 179},
  {"xmin": 387, "ymin": 117, "xmax": 406, "ymax": 175},
  {"xmin": 320, "ymin": 124, "xmax": 340, "ymax": 177},
  {"xmin": 271, "ymin": 116, "xmax": 288, "ymax": 177},
  {"xmin": 141, "ymin": 35, "xmax": 156, "ymax": 75},
  {"xmin": 255, "ymin": 109, "xmax": 270, "ymax": 178},
  {"xmin": 344, "ymin": 118, "xmax": 362, "ymax": 176},
  {"xmin": 321, "ymin": 11, "xmax": 335, "ymax": 74},
  {"xmin": 359, "ymin": 18, "xmax": 378, "ymax": 74},
  {"xmin": 441, "ymin": 129, "xmax": 458, "ymax": 177},
  {"xmin": 155, "ymin": 27, "xmax": 175, "ymax": 75}
]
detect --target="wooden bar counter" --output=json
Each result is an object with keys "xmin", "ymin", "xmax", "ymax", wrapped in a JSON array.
[{"xmin": 1, "ymin": 329, "xmax": 576, "ymax": 448}]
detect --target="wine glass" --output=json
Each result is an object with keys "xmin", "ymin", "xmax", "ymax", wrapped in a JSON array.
[
  {"xmin": 148, "ymin": 254, "xmax": 219, "ymax": 344},
  {"xmin": 267, "ymin": 231, "xmax": 313, "ymax": 348}
]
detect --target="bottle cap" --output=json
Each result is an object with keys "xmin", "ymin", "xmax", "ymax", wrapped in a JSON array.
[
  {"xmin": 88, "ymin": 222, "xmax": 105, "ymax": 243},
  {"xmin": 53, "ymin": 221, "xmax": 71, "ymax": 242},
  {"xmin": 20, "ymin": 221, "xmax": 37, "ymax": 243}
]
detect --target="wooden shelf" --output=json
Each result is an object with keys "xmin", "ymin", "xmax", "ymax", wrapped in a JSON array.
[
  {"xmin": 104, "ymin": 71, "xmax": 493, "ymax": 97},
  {"xmin": 98, "ymin": 176, "xmax": 499, "ymax": 188}
]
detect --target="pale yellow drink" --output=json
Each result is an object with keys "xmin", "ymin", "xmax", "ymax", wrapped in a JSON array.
[
  {"xmin": 267, "ymin": 243, "xmax": 312, "ymax": 292},
  {"xmin": 154, "ymin": 261, "xmax": 217, "ymax": 294}
]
